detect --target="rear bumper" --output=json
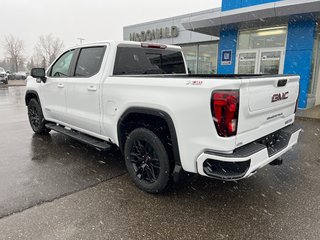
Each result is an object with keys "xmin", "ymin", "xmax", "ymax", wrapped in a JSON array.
[{"xmin": 196, "ymin": 125, "xmax": 301, "ymax": 180}]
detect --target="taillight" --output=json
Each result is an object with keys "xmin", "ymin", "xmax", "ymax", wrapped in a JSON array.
[{"xmin": 211, "ymin": 90, "xmax": 239, "ymax": 137}]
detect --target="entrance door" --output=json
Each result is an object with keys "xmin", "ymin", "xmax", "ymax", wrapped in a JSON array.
[
  {"xmin": 311, "ymin": 32, "xmax": 320, "ymax": 105},
  {"xmin": 236, "ymin": 51, "xmax": 258, "ymax": 74},
  {"xmin": 259, "ymin": 50, "xmax": 284, "ymax": 75},
  {"xmin": 236, "ymin": 49, "xmax": 285, "ymax": 74}
]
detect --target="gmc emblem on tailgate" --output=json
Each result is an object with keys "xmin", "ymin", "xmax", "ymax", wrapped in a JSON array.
[{"xmin": 272, "ymin": 92, "xmax": 289, "ymax": 103}]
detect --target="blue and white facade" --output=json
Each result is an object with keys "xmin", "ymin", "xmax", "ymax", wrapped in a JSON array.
[{"xmin": 124, "ymin": 0, "xmax": 320, "ymax": 109}]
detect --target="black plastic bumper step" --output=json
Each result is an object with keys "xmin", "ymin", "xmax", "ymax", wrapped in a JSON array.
[{"xmin": 45, "ymin": 123, "xmax": 111, "ymax": 151}]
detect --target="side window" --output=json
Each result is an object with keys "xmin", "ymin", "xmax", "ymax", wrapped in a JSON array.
[
  {"xmin": 50, "ymin": 50, "xmax": 75, "ymax": 77},
  {"xmin": 74, "ymin": 47, "xmax": 106, "ymax": 77}
]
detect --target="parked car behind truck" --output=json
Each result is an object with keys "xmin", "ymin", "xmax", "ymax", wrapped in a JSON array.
[
  {"xmin": 25, "ymin": 41, "xmax": 301, "ymax": 193},
  {"xmin": 14, "ymin": 72, "xmax": 28, "ymax": 80}
]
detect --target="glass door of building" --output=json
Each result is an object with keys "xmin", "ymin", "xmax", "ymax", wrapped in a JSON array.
[
  {"xmin": 236, "ymin": 49, "xmax": 285, "ymax": 74},
  {"xmin": 311, "ymin": 31, "xmax": 320, "ymax": 105},
  {"xmin": 259, "ymin": 50, "xmax": 284, "ymax": 74},
  {"xmin": 236, "ymin": 51, "xmax": 258, "ymax": 74}
]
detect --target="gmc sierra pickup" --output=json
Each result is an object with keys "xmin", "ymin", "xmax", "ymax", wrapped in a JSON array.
[{"xmin": 26, "ymin": 41, "xmax": 301, "ymax": 193}]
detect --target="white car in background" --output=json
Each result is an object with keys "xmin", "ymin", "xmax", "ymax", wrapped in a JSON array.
[
  {"xmin": 0, "ymin": 67, "xmax": 8, "ymax": 84},
  {"xmin": 14, "ymin": 72, "xmax": 28, "ymax": 80}
]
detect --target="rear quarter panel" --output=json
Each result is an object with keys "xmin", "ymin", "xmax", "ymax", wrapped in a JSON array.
[{"xmin": 101, "ymin": 76, "xmax": 242, "ymax": 173}]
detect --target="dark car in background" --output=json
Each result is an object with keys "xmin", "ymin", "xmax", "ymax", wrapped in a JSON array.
[{"xmin": 6, "ymin": 71, "xmax": 15, "ymax": 80}]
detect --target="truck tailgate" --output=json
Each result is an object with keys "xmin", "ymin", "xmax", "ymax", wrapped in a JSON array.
[{"xmin": 236, "ymin": 75, "xmax": 300, "ymax": 147}]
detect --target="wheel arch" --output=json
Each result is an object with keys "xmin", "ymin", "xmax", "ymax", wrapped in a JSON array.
[
  {"xmin": 117, "ymin": 107, "xmax": 181, "ymax": 167},
  {"xmin": 25, "ymin": 90, "xmax": 41, "ymax": 106}
]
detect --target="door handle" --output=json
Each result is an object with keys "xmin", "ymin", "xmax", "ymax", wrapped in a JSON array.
[
  {"xmin": 57, "ymin": 83, "xmax": 64, "ymax": 88},
  {"xmin": 87, "ymin": 86, "xmax": 97, "ymax": 92}
]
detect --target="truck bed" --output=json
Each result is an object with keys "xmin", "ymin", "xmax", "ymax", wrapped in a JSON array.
[{"xmin": 112, "ymin": 74, "xmax": 297, "ymax": 79}]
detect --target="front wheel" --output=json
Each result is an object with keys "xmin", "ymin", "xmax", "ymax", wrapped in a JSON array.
[
  {"xmin": 124, "ymin": 128, "xmax": 172, "ymax": 194},
  {"xmin": 27, "ymin": 99, "xmax": 51, "ymax": 134}
]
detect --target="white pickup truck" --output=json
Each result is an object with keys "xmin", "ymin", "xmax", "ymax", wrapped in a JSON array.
[{"xmin": 26, "ymin": 41, "xmax": 301, "ymax": 193}]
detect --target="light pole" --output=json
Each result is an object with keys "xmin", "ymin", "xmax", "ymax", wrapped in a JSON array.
[{"xmin": 77, "ymin": 38, "xmax": 85, "ymax": 45}]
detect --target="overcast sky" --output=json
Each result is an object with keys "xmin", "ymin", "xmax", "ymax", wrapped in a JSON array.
[{"xmin": 0, "ymin": 0, "xmax": 221, "ymax": 60}]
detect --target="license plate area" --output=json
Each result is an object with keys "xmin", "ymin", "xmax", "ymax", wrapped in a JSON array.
[{"xmin": 256, "ymin": 129, "xmax": 291, "ymax": 157}]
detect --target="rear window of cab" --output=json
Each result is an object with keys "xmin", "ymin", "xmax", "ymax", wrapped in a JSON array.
[{"xmin": 113, "ymin": 46, "xmax": 186, "ymax": 75}]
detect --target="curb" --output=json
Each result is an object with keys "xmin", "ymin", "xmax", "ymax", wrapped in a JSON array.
[
  {"xmin": 296, "ymin": 116, "xmax": 320, "ymax": 122},
  {"xmin": 0, "ymin": 84, "xmax": 26, "ymax": 88}
]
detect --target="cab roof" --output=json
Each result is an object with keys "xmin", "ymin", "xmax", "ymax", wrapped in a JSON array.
[{"xmin": 66, "ymin": 40, "xmax": 181, "ymax": 52}]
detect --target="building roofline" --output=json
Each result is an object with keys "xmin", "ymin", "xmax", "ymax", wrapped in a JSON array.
[
  {"xmin": 182, "ymin": 0, "xmax": 320, "ymax": 37},
  {"xmin": 123, "ymin": 8, "xmax": 221, "ymax": 29}
]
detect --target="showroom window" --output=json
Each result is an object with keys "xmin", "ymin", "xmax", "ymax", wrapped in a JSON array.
[
  {"xmin": 236, "ymin": 26, "xmax": 287, "ymax": 74},
  {"xmin": 238, "ymin": 26, "xmax": 287, "ymax": 50},
  {"xmin": 181, "ymin": 42, "xmax": 218, "ymax": 74},
  {"xmin": 198, "ymin": 43, "xmax": 218, "ymax": 74},
  {"xmin": 181, "ymin": 45, "xmax": 197, "ymax": 74}
]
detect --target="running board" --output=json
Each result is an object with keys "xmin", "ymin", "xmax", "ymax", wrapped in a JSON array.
[{"xmin": 45, "ymin": 123, "xmax": 111, "ymax": 151}]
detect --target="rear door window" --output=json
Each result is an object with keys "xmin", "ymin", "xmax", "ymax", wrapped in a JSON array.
[
  {"xmin": 113, "ymin": 47, "xmax": 186, "ymax": 75},
  {"xmin": 74, "ymin": 46, "xmax": 106, "ymax": 77}
]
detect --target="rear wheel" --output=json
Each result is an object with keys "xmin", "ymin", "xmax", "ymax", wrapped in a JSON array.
[
  {"xmin": 27, "ymin": 98, "xmax": 51, "ymax": 134},
  {"xmin": 124, "ymin": 128, "xmax": 172, "ymax": 194}
]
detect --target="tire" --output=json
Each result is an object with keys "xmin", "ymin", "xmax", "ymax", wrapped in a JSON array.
[
  {"xmin": 124, "ymin": 128, "xmax": 172, "ymax": 194},
  {"xmin": 27, "ymin": 98, "xmax": 51, "ymax": 134}
]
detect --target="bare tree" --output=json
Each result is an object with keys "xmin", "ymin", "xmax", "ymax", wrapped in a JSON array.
[
  {"xmin": 34, "ymin": 34, "xmax": 64, "ymax": 69},
  {"xmin": 3, "ymin": 35, "xmax": 25, "ymax": 72},
  {"xmin": 0, "ymin": 58, "xmax": 11, "ymax": 71},
  {"xmin": 26, "ymin": 57, "xmax": 35, "ymax": 71}
]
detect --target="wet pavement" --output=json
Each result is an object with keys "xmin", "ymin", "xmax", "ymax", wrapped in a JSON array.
[
  {"xmin": 0, "ymin": 86, "xmax": 126, "ymax": 218},
  {"xmin": 296, "ymin": 105, "xmax": 320, "ymax": 120},
  {"xmin": 0, "ymin": 80, "xmax": 26, "ymax": 88},
  {"xmin": 0, "ymin": 86, "xmax": 320, "ymax": 239}
]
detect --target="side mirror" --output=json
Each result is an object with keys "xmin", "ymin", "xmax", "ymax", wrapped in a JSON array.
[{"xmin": 31, "ymin": 68, "xmax": 47, "ymax": 83}]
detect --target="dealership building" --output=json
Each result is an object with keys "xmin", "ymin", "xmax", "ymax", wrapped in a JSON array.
[{"xmin": 124, "ymin": 0, "xmax": 320, "ymax": 109}]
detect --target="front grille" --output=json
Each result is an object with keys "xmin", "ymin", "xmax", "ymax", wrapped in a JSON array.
[{"xmin": 0, "ymin": 74, "xmax": 5, "ymax": 77}]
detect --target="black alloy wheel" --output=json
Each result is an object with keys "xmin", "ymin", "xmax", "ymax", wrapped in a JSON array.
[
  {"xmin": 29, "ymin": 103, "xmax": 41, "ymax": 129},
  {"xmin": 124, "ymin": 128, "xmax": 171, "ymax": 193},
  {"xmin": 27, "ymin": 99, "xmax": 51, "ymax": 134},
  {"xmin": 130, "ymin": 139, "xmax": 161, "ymax": 184}
]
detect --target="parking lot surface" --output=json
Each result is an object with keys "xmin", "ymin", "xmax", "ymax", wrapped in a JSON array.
[
  {"xmin": 0, "ymin": 86, "xmax": 319, "ymax": 240},
  {"xmin": 0, "ymin": 86, "xmax": 126, "ymax": 218}
]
